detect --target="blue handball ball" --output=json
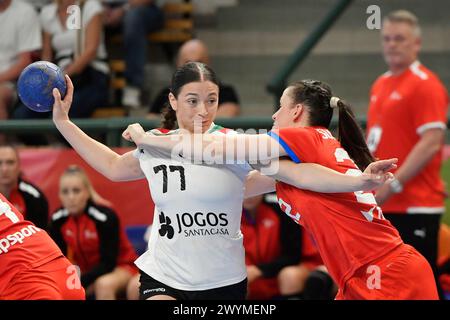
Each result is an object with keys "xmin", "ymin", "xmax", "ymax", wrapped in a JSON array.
[{"xmin": 17, "ymin": 61, "xmax": 67, "ymax": 112}]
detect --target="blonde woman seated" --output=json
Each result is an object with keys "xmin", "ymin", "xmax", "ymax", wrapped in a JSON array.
[{"xmin": 49, "ymin": 165, "xmax": 138, "ymax": 299}]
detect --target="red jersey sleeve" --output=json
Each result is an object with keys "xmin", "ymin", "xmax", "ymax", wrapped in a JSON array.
[
  {"xmin": 268, "ymin": 127, "xmax": 320, "ymax": 163},
  {"xmin": 411, "ymin": 77, "xmax": 448, "ymax": 135}
]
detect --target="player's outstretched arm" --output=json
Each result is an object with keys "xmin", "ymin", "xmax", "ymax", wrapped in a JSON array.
[
  {"xmin": 123, "ymin": 123, "xmax": 287, "ymax": 162},
  {"xmin": 271, "ymin": 159, "xmax": 396, "ymax": 192},
  {"xmin": 244, "ymin": 170, "xmax": 276, "ymax": 198},
  {"xmin": 244, "ymin": 158, "xmax": 397, "ymax": 196},
  {"xmin": 124, "ymin": 123, "xmax": 397, "ymax": 192},
  {"xmin": 52, "ymin": 75, "xmax": 144, "ymax": 182}
]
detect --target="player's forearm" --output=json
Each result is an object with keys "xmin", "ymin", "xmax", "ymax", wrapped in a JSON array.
[
  {"xmin": 137, "ymin": 132, "xmax": 180, "ymax": 150},
  {"xmin": 394, "ymin": 132, "xmax": 443, "ymax": 185},
  {"xmin": 272, "ymin": 161, "xmax": 371, "ymax": 193},
  {"xmin": 138, "ymin": 132, "xmax": 283, "ymax": 162},
  {"xmin": 54, "ymin": 120, "xmax": 122, "ymax": 180},
  {"xmin": 244, "ymin": 170, "xmax": 276, "ymax": 198}
]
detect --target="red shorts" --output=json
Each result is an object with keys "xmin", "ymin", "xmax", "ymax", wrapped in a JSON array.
[
  {"xmin": 1, "ymin": 256, "xmax": 85, "ymax": 300},
  {"xmin": 336, "ymin": 244, "xmax": 438, "ymax": 300}
]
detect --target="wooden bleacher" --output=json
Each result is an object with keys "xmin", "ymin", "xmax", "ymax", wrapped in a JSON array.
[
  {"xmin": 93, "ymin": 0, "xmax": 194, "ymax": 118},
  {"xmin": 148, "ymin": 1, "xmax": 194, "ymax": 43}
]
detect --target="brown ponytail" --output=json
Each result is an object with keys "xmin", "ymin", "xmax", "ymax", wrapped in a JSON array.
[
  {"xmin": 337, "ymin": 99, "xmax": 375, "ymax": 171},
  {"xmin": 161, "ymin": 103, "xmax": 177, "ymax": 130},
  {"xmin": 289, "ymin": 80, "xmax": 375, "ymax": 171}
]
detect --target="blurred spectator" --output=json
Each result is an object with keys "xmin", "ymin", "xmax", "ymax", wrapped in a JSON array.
[
  {"xmin": 0, "ymin": 0, "xmax": 42, "ymax": 120},
  {"xmin": 103, "ymin": 0, "xmax": 163, "ymax": 108},
  {"xmin": 13, "ymin": 0, "xmax": 109, "ymax": 120},
  {"xmin": 0, "ymin": 144, "xmax": 49, "ymax": 230},
  {"xmin": 241, "ymin": 194, "xmax": 301, "ymax": 300},
  {"xmin": 148, "ymin": 39, "xmax": 241, "ymax": 118},
  {"xmin": 21, "ymin": 0, "xmax": 52, "ymax": 11},
  {"xmin": 367, "ymin": 10, "xmax": 449, "ymax": 297},
  {"xmin": 49, "ymin": 165, "xmax": 138, "ymax": 299}
]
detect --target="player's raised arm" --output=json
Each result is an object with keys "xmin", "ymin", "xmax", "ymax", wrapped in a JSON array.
[{"xmin": 52, "ymin": 75, "xmax": 144, "ymax": 181}]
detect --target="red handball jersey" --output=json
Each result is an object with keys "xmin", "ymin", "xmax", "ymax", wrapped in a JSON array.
[
  {"xmin": 268, "ymin": 127, "xmax": 403, "ymax": 288},
  {"xmin": 367, "ymin": 61, "xmax": 449, "ymax": 213},
  {"xmin": 301, "ymin": 230, "xmax": 323, "ymax": 270},
  {"xmin": 0, "ymin": 193, "xmax": 63, "ymax": 294}
]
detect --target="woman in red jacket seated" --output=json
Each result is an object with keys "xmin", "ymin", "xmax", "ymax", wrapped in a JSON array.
[
  {"xmin": 49, "ymin": 165, "xmax": 138, "ymax": 300},
  {"xmin": 243, "ymin": 193, "xmax": 337, "ymax": 300}
]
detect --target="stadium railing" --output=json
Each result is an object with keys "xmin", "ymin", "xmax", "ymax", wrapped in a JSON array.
[{"xmin": 1, "ymin": 117, "xmax": 449, "ymax": 147}]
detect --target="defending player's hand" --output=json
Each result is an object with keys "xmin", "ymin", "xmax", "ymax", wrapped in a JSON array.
[
  {"xmin": 52, "ymin": 75, "xmax": 74, "ymax": 122},
  {"xmin": 122, "ymin": 123, "xmax": 146, "ymax": 144},
  {"xmin": 365, "ymin": 158, "xmax": 398, "ymax": 176},
  {"xmin": 360, "ymin": 158, "xmax": 398, "ymax": 190}
]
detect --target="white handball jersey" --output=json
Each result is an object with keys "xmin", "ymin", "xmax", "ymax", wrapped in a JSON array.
[{"xmin": 134, "ymin": 123, "xmax": 251, "ymax": 291}]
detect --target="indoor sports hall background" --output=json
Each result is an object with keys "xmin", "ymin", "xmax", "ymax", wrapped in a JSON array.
[{"xmin": 1, "ymin": 0, "xmax": 450, "ymax": 300}]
